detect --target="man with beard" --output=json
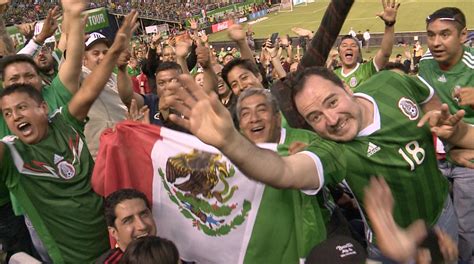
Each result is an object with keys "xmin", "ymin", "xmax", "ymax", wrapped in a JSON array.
[
  {"xmin": 334, "ymin": 0, "xmax": 399, "ymax": 90},
  {"xmin": 33, "ymin": 45, "xmax": 60, "ymax": 85}
]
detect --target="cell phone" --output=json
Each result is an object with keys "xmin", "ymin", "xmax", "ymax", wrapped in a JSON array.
[{"xmin": 270, "ymin": 32, "xmax": 279, "ymax": 45}]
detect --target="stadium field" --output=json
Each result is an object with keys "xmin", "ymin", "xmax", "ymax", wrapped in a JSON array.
[{"xmin": 208, "ymin": 0, "xmax": 474, "ymax": 42}]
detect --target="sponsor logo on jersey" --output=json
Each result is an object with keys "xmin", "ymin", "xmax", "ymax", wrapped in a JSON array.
[
  {"xmin": 336, "ymin": 242, "xmax": 357, "ymax": 258},
  {"xmin": 398, "ymin": 97, "xmax": 419, "ymax": 120},
  {"xmin": 349, "ymin": 77, "xmax": 358, "ymax": 87},
  {"xmin": 367, "ymin": 142, "xmax": 381, "ymax": 157},
  {"xmin": 437, "ymin": 74, "xmax": 447, "ymax": 83}
]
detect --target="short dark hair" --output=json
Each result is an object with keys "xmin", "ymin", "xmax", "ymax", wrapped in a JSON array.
[
  {"xmin": 426, "ymin": 7, "xmax": 466, "ymax": 32},
  {"xmin": 236, "ymin": 88, "xmax": 279, "ymax": 121},
  {"xmin": 104, "ymin": 189, "xmax": 151, "ymax": 227},
  {"xmin": 155, "ymin": 61, "xmax": 182, "ymax": 75},
  {"xmin": 0, "ymin": 84, "xmax": 44, "ymax": 105},
  {"xmin": 0, "ymin": 54, "xmax": 39, "ymax": 80},
  {"xmin": 396, "ymin": 54, "xmax": 402, "ymax": 58},
  {"xmin": 382, "ymin": 62, "xmax": 409, "ymax": 74},
  {"xmin": 290, "ymin": 67, "xmax": 345, "ymax": 101},
  {"xmin": 119, "ymin": 236, "xmax": 179, "ymax": 264},
  {"xmin": 222, "ymin": 58, "xmax": 261, "ymax": 88}
]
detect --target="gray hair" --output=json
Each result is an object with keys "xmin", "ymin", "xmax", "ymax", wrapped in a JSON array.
[{"xmin": 236, "ymin": 88, "xmax": 279, "ymax": 121}]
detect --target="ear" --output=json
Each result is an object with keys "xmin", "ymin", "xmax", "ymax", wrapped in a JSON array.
[
  {"xmin": 460, "ymin": 27, "xmax": 468, "ymax": 43},
  {"xmin": 108, "ymin": 226, "xmax": 119, "ymax": 242},
  {"xmin": 40, "ymin": 101, "xmax": 49, "ymax": 115}
]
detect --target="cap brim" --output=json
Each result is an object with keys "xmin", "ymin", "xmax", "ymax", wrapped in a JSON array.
[{"xmin": 85, "ymin": 39, "xmax": 110, "ymax": 50}]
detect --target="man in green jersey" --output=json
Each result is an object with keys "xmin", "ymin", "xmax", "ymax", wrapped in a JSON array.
[
  {"xmin": 0, "ymin": 10, "xmax": 139, "ymax": 263},
  {"xmin": 334, "ymin": 0, "xmax": 398, "ymax": 90},
  {"xmin": 163, "ymin": 67, "xmax": 465, "ymax": 262},
  {"xmin": 0, "ymin": 0, "xmax": 87, "ymax": 260},
  {"xmin": 418, "ymin": 7, "xmax": 474, "ymax": 262}
]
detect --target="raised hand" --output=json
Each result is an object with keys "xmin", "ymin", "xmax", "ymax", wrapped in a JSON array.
[
  {"xmin": 291, "ymin": 27, "xmax": 312, "ymax": 37},
  {"xmin": 166, "ymin": 74, "xmax": 236, "ymax": 149},
  {"xmin": 189, "ymin": 18, "xmax": 198, "ymax": 30},
  {"xmin": 116, "ymin": 49, "xmax": 131, "ymax": 70},
  {"xmin": 175, "ymin": 41, "xmax": 190, "ymax": 58},
  {"xmin": 263, "ymin": 39, "xmax": 278, "ymax": 59},
  {"xmin": 110, "ymin": 10, "xmax": 139, "ymax": 54},
  {"xmin": 61, "ymin": 0, "xmax": 87, "ymax": 14},
  {"xmin": 126, "ymin": 98, "xmax": 150, "ymax": 124},
  {"xmin": 17, "ymin": 22, "xmax": 35, "ymax": 40},
  {"xmin": 227, "ymin": 24, "xmax": 246, "ymax": 43},
  {"xmin": 0, "ymin": 0, "xmax": 10, "ymax": 14},
  {"xmin": 196, "ymin": 41, "xmax": 211, "ymax": 68},
  {"xmin": 377, "ymin": 0, "xmax": 400, "ymax": 24},
  {"xmin": 417, "ymin": 104, "xmax": 465, "ymax": 139},
  {"xmin": 454, "ymin": 87, "xmax": 474, "ymax": 108},
  {"xmin": 364, "ymin": 177, "xmax": 427, "ymax": 263},
  {"xmin": 36, "ymin": 6, "xmax": 60, "ymax": 43}
]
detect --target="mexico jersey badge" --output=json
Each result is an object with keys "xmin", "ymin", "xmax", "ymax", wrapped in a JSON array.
[
  {"xmin": 398, "ymin": 97, "xmax": 419, "ymax": 120},
  {"xmin": 349, "ymin": 77, "xmax": 358, "ymax": 87},
  {"xmin": 57, "ymin": 160, "xmax": 76, "ymax": 180}
]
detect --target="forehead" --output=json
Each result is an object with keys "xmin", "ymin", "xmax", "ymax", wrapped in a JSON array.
[
  {"xmin": 296, "ymin": 75, "xmax": 344, "ymax": 106},
  {"xmin": 114, "ymin": 198, "xmax": 148, "ymax": 218},
  {"xmin": 4, "ymin": 62, "xmax": 38, "ymax": 76},
  {"xmin": 86, "ymin": 42, "xmax": 109, "ymax": 53},
  {"xmin": 229, "ymin": 66, "xmax": 255, "ymax": 78},
  {"xmin": 156, "ymin": 69, "xmax": 179, "ymax": 80},
  {"xmin": 1, "ymin": 92, "xmax": 34, "ymax": 109},
  {"xmin": 341, "ymin": 38, "xmax": 358, "ymax": 46},
  {"xmin": 427, "ymin": 19, "xmax": 459, "ymax": 32},
  {"xmin": 241, "ymin": 94, "xmax": 269, "ymax": 108}
]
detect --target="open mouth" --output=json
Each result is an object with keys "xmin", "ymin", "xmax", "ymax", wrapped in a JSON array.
[
  {"xmin": 17, "ymin": 122, "xmax": 32, "ymax": 136},
  {"xmin": 134, "ymin": 233, "xmax": 149, "ymax": 239},
  {"xmin": 344, "ymin": 52, "xmax": 354, "ymax": 60},
  {"xmin": 250, "ymin": 126, "xmax": 264, "ymax": 133}
]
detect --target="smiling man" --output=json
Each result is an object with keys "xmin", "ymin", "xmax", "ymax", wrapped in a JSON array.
[
  {"xmin": 99, "ymin": 189, "xmax": 157, "ymax": 264},
  {"xmin": 164, "ymin": 67, "xmax": 468, "ymax": 262},
  {"xmin": 334, "ymin": 0, "xmax": 399, "ymax": 90},
  {"xmin": 418, "ymin": 7, "xmax": 474, "ymax": 262}
]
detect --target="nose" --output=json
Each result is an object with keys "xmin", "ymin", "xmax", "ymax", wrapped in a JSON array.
[
  {"xmin": 249, "ymin": 111, "xmax": 260, "ymax": 123},
  {"xmin": 325, "ymin": 111, "xmax": 338, "ymax": 126},
  {"xmin": 432, "ymin": 35, "xmax": 442, "ymax": 47},
  {"xmin": 12, "ymin": 109, "xmax": 22, "ymax": 121},
  {"xmin": 135, "ymin": 217, "xmax": 147, "ymax": 231}
]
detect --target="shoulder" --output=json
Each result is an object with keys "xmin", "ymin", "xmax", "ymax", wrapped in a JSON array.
[
  {"xmin": 461, "ymin": 47, "xmax": 474, "ymax": 69},
  {"xmin": 95, "ymin": 248, "xmax": 122, "ymax": 264}
]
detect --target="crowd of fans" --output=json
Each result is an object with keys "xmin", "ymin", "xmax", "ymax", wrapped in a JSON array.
[{"xmin": 0, "ymin": 0, "xmax": 474, "ymax": 263}]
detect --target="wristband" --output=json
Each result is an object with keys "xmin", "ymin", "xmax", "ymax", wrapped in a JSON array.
[{"xmin": 384, "ymin": 20, "xmax": 396, "ymax": 27}]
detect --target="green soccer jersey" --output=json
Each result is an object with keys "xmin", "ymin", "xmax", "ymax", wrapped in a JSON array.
[
  {"xmin": 305, "ymin": 71, "xmax": 449, "ymax": 239},
  {"xmin": 0, "ymin": 76, "xmax": 73, "ymax": 208},
  {"xmin": 418, "ymin": 46, "xmax": 474, "ymax": 124},
  {"xmin": 334, "ymin": 60, "xmax": 379, "ymax": 91},
  {"xmin": 0, "ymin": 106, "xmax": 109, "ymax": 263},
  {"xmin": 245, "ymin": 127, "xmax": 332, "ymax": 263}
]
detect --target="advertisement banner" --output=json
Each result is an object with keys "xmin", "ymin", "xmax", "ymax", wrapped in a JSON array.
[
  {"xmin": 248, "ymin": 9, "xmax": 267, "ymax": 21},
  {"xmin": 211, "ymin": 20, "xmax": 234, "ymax": 33},
  {"xmin": 6, "ymin": 7, "xmax": 110, "ymax": 46}
]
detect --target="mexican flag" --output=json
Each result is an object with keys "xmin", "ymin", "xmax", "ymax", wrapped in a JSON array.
[{"xmin": 92, "ymin": 121, "xmax": 326, "ymax": 263}]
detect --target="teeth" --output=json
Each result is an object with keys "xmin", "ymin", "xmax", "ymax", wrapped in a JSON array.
[
  {"xmin": 251, "ymin": 127, "xmax": 264, "ymax": 132},
  {"xmin": 18, "ymin": 123, "xmax": 28, "ymax": 129},
  {"xmin": 135, "ymin": 233, "xmax": 148, "ymax": 239}
]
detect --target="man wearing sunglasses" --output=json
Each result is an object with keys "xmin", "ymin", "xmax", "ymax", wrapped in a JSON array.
[{"xmin": 418, "ymin": 7, "xmax": 474, "ymax": 263}]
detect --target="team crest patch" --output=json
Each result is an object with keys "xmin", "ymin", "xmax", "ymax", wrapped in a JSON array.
[
  {"xmin": 349, "ymin": 77, "xmax": 358, "ymax": 87},
  {"xmin": 398, "ymin": 97, "xmax": 419, "ymax": 120},
  {"xmin": 57, "ymin": 160, "xmax": 76, "ymax": 179},
  {"xmin": 158, "ymin": 149, "xmax": 250, "ymax": 236}
]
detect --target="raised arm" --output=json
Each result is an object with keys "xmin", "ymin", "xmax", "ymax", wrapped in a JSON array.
[
  {"xmin": 164, "ymin": 74, "xmax": 321, "ymax": 190},
  {"xmin": 68, "ymin": 10, "xmax": 138, "ymax": 121},
  {"xmin": 116, "ymin": 48, "xmax": 144, "ymax": 108},
  {"xmin": 196, "ymin": 41, "xmax": 218, "ymax": 94},
  {"xmin": 374, "ymin": 0, "xmax": 400, "ymax": 69},
  {"xmin": 228, "ymin": 24, "xmax": 255, "ymax": 64},
  {"xmin": 0, "ymin": 1, "xmax": 16, "ymax": 55},
  {"xmin": 57, "ymin": 0, "xmax": 86, "ymax": 94}
]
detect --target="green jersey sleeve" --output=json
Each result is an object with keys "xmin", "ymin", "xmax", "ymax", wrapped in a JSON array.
[
  {"xmin": 42, "ymin": 76, "xmax": 73, "ymax": 112},
  {"xmin": 300, "ymin": 140, "xmax": 346, "ymax": 194}
]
